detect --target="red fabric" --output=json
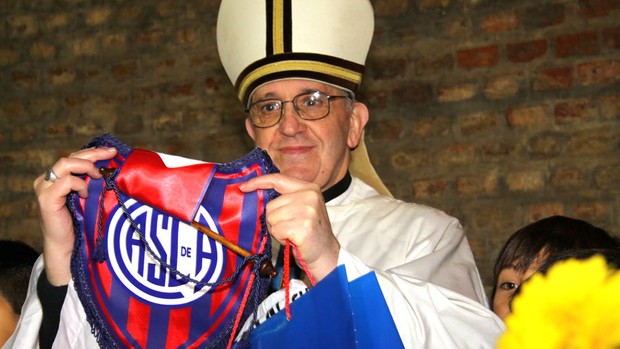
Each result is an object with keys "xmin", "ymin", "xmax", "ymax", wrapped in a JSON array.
[
  {"xmin": 127, "ymin": 297, "xmax": 151, "ymax": 348},
  {"xmin": 164, "ymin": 307, "xmax": 191, "ymax": 349},
  {"xmin": 116, "ymin": 149, "xmax": 216, "ymax": 222}
]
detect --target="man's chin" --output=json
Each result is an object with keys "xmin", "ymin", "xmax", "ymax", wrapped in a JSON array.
[{"xmin": 279, "ymin": 167, "xmax": 318, "ymax": 184}]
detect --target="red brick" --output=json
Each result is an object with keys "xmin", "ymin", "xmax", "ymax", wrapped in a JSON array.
[
  {"xmin": 412, "ymin": 116, "xmax": 451, "ymax": 138},
  {"xmin": 131, "ymin": 86, "xmax": 158, "ymax": 105},
  {"xmin": 135, "ymin": 30, "xmax": 163, "ymax": 45},
  {"xmin": 393, "ymin": 84, "xmax": 433, "ymax": 106},
  {"xmin": 112, "ymin": 61, "xmax": 138, "ymax": 79},
  {"xmin": 555, "ymin": 32, "xmax": 599, "ymax": 58},
  {"xmin": 64, "ymin": 95, "xmax": 89, "ymax": 107},
  {"xmin": 168, "ymin": 83, "xmax": 195, "ymax": 99},
  {"xmin": 8, "ymin": 15, "xmax": 37, "ymax": 37},
  {"xmin": 12, "ymin": 70, "xmax": 38, "ymax": 86},
  {"xmin": 2, "ymin": 101, "xmax": 23, "ymax": 117},
  {"xmin": 507, "ymin": 104, "xmax": 549, "ymax": 128},
  {"xmin": 533, "ymin": 67, "xmax": 573, "ymax": 91},
  {"xmin": 70, "ymin": 37, "xmax": 99, "ymax": 56},
  {"xmin": 595, "ymin": 163, "xmax": 620, "ymax": 188},
  {"xmin": 85, "ymin": 7, "xmax": 112, "ymax": 26},
  {"xmin": 412, "ymin": 179, "xmax": 449, "ymax": 200},
  {"xmin": 506, "ymin": 40, "xmax": 547, "ymax": 63},
  {"xmin": 103, "ymin": 34, "xmax": 127, "ymax": 51},
  {"xmin": 438, "ymin": 144, "xmax": 476, "ymax": 165},
  {"xmin": 368, "ymin": 120, "xmax": 404, "ymax": 141},
  {"xmin": 571, "ymin": 202, "xmax": 609, "ymax": 221},
  {"xmin": 177, "ymin": 28, "xmax": 198, "ymax": 45},
  {"xmin": 457, "ymin": 46, "xmax": 499, "ymax": 69},
  {"xmin": 456, "ymin": 173, "xmax": 498, "ymax": 196},
  {"xmin": 523, "ymin": 4, "xmax": 565, "ymax": 29},
  {"xmin": 554, "ymin": 99, "xmax": 598, "ymax": 124},
  {"xmin": 28, "ymin": 98, "xmax": 58, "ymax": 118},
  {"xmin": 484, "ymin": 74, "xmax": 521, "ymax": 100},
  {"xmin": 118, "ymin": 4, "xmax": 143, "ymax": 22},
  {"xmin": 481, "ymin": 142, "xmax": 516, "ymax": 161},
  {"xmin": 578, "ymin": 0, "xmax": 620, "ymax": 18},
  {"xmin": 528, "ymin": 203, "xmax": 565, "ymax": 221},
  {"xmin": 528, "ymin": 132, "xmax": 564, "ymax": 157},
  {"xmin": 603, "ymin": 25, "xmax": 620, "ymax": 50},
  {"xmin": 599, "ymin": 94, "xmax": 620, "ymax": 120},
  {"xmin": 577, "ymin": 60, "xmax": 620, "ymax": 86},
  {"xmin": 438, "ymin": 83, "xmax": 476, "ymax": 102},
  {"xmin": 370, "ymin": 58, "xmax": 408, "ymax": 79},
  {"xmin": 47, "ymin": 67, "xmax": 76, "ymax": 85},
  {"xmin": 414, "ymin": 53, "xmax": 454, "ymax": 76},
  {"xmin": 43, "ymin": 13, "xmax": 70, "ymax": 30},
  {"xmin": 152, "ymin": 112, "xmax": 183, "ymax": 131},
  {"xmin": 550, "ymin": 168, "xmax": 585, "ymax": 188},
  {"xmin": 480, "ymin": 10, "xmax": 520, "ymax": 33},
  {"xmin": 45, "ymin": 121, "xmax": 74, "ymax": 137},
  {"xmin": 0, "ymin": 49, "xmax": 20, "ymax": 66},
  {"xmin": 30, "ymin": 41, "xmax": 56, "ymax": 59},
  {"xmin": 507, "ymin": 170, "xmax": 545, "ymax": 191},
  {"xmin": 390, "ymin": 149, "xmax": 430, "ymax": 169},
  {"xmin": 460, "ymin": 111, "xmax": 498, "ymax": 135},
  {"xmin": 569, "ymin": 128, "xmax": 616, "ymax": 154}
]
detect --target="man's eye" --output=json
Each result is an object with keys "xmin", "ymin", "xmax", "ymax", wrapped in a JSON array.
[
  {"xmin": 300, "ymin": 96, "xmax": 324, "ymax": 108},
  {"xmin": 499, "ymin": 282, "xmax": 518, "ymax": 291},
  {"xmin": 259, "ymin": 102, "xmax": 280, "ymax": 113}
]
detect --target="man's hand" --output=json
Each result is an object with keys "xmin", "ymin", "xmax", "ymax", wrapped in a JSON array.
[
  {"xmin": 33, "ymin": 147, "xmax": 117, "ymax": 286},
  {"xmin": 239, "ymin": 173, "xmax": 340, "ymax": 282}
]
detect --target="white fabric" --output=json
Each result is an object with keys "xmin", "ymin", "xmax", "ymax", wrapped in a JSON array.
[
  {"xmin": 4, "ymin": 177, "xmax": 504, "ymax": 349},
  {"xmin": 329, "ymin": 178, "xmax": 505, "ymax": 348},
  {"xmin": 216, "ymin": 0, "xmax": 374, "ymax": 99}
]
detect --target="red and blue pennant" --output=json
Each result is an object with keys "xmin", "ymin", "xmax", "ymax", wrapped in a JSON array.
[{"xmin": 68, "ymin": 133, "xmax": 278, "ymax": 349}]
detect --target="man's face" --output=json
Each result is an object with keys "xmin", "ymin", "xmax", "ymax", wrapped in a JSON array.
[{"xmin": 245, "ymin": 79, "xmax": 367, "ymax": 190}]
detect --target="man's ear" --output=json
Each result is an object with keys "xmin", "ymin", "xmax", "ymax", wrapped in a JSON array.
[
  {"xmin": 347, "ymin": 102, "xmax": 369, "ymax": 149},
  {"xmin": 245, "ymin": 117, "xmax": 256, "ymax": 141}
]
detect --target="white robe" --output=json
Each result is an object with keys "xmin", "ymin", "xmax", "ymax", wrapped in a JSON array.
[
  {"xmin": 329, "ymin": 177, "xmax": 504, "ymax": 348},
  {"xmin": 4, "ymin": 177, "xmax": 504, "ymax": 349}
]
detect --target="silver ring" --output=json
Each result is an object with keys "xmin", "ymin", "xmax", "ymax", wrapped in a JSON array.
[{"xmin": 44, "ymin": 168, "xmax": 59, "ymax": 182}]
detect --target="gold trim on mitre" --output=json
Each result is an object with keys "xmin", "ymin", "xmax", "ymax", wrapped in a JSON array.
[{"xmin": 237, "ymin": 60, "xmax": 362, "ymax": 101}]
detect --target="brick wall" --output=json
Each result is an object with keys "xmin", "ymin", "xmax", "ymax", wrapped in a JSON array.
[{"xmin": 1, "ymin": 0, "xmax": 618, "ymax": 294}]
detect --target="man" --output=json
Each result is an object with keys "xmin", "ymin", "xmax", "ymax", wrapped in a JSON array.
[{"xmin": 5, "ymin": 0, "xmax": 504, "ymax": 348}]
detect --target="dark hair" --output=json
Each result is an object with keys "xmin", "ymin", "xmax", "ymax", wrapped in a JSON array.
[
  {"xmin": 490, "ymin": 215, "xmax": 617, "ymax": 307},
  {"xmin": 0, "ymin": 240, "xmax": 39, "ymax": 315},
  {"xmin": 537, "ymin": 247, "xmax": 620, "ymax": 274}
]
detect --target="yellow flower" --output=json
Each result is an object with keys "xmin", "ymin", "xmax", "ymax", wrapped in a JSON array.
[{"xmin": 497, "ymin": 255, "xmax": 620, "ymax": 349}]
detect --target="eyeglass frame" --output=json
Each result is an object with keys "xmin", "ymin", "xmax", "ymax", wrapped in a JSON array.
[{"xmin": 245, "ymin": 90, "xmax": 352, "ymax": 128}]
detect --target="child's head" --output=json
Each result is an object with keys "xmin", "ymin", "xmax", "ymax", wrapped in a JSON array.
[
  {"xmin": 0, "ymin": 240, "xmax": 39, "ymax": 346},
  {"xmin": 491, "ymin": 215, "xmax": 617, "ymax": 320}
]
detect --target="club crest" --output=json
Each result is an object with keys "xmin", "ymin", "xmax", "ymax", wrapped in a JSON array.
[{"xmin": 69, "ymin": 133, "xmax": 278, "ymax": 349}]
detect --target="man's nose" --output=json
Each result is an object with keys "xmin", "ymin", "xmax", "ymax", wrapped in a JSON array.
[{"xmin": 278, "ymin": 102, "xmax": 304, "ymax": 134}]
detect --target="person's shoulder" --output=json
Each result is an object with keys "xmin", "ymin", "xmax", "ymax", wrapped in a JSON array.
[{"xmin": 345, "ymin": 177, "xmax": 461, "ymax": 225}]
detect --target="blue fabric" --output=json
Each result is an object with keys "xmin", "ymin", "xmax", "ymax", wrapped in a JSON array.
[{"xmin": 249, "ymin": 265, "xmax": 404, "ymax": 348}]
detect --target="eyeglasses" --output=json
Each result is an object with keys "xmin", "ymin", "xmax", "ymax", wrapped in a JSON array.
[{"xmin": 246, "ymin": 91, "xmax": 350, "ymax": 128}]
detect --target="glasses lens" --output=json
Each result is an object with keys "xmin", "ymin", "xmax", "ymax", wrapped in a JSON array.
[
  {"xmin": 295, "ymin": 91, "xmax": 329, "ymax": 120},
  {"xmin": 250, "ymin": 100, "xmax": 282, "ymax": 127}
]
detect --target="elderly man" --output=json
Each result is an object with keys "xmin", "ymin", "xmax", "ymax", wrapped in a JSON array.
[{"xmin": 5, "ymin": 1, "xmax": 503, "ymax": 348}]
